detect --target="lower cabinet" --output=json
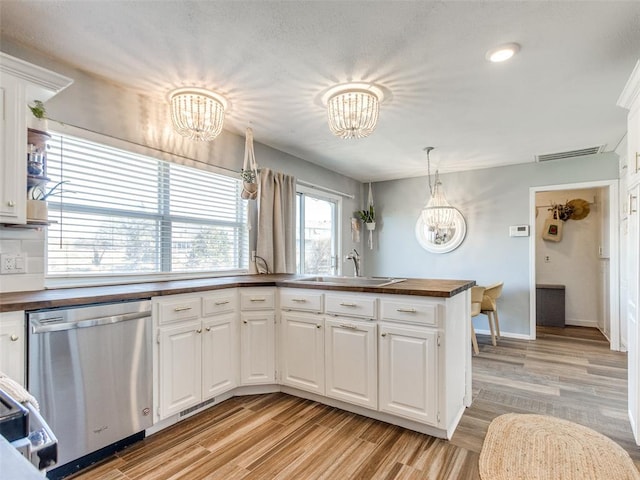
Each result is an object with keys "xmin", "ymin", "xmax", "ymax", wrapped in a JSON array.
[
  {"xmin": 156, "ymin": 291, "xmax": 239, "ymax": 420},
  {"xmin": 158, "ymin": 319, "xmax": 203, "ymax": 419},
  {"xmin": 240, "ymin": 312, "xmax": 275, "ymax": 385},
  {"xmin": 280, "ymin": 311, "xmax": 325, "ymax": 394},
  {"xmin": 0, "ymin": 311, "xmax": 25, "ymax": 386},
  {"xmin": 202, "ymin": 313, "xmax": 238, "ymax": 399},
  {"xmin": 378, "ymin": 322, "xmax": 438, "ymax": 425},
  {"xmin": 325, "ymin": 318, "xmax": 377, "ymax": 409}
]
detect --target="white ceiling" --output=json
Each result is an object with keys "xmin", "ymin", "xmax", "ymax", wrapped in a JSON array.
[{"xmin": 1, "ymin": 1, "xmax": 639, "ymax": 182}]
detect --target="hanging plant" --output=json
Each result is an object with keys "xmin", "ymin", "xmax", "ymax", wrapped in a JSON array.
[
  {"xmin": 356, "ymin": 205, "xmax": 375, "ymax": 224},
  {"xmin": 241, "ymin": 127, "xmax": 259, "ymax": 200}
]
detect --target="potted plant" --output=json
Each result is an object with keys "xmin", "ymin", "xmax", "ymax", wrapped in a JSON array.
[
  {"xmin": 26, "ymin": 181, "xmax": 67, "ymax": 222},
  {"xmin": 356, "ymin": 205, "xmax": 376, "ymax": 230},
  {"xmin": 241, "ymin": 168, "xmax": 258, "ymax": 200},
  {"xmin": 28, "ymin": 100, "xmax": 49, "ymax": 132}
]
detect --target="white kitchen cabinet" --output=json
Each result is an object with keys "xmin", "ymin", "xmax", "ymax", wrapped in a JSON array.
[
  {"xmin": 280, "ymin": 311, "xmax": 325, "ymax": 394},
  {"xmin": 202, "ymin": 313, "xmax": 238, "ymax": 399},
  {"xmin": 0, "ymin": 53, "xmax": 72, "ymax": 224},
  {"xmin": 158, "ymin": 319, "xmax": 203, "ymax": 419},
  {"xmin": 240, "ymin": 312, "xmax": 275, "ymax": 384},
  {"xmin": 240, "ymin": 288, "xmax": 276, "ymax": 385},
  {"xmin": 155, "ymin": 290, "xmax": 239, "ymax": 419},
  {"xmin": 0, "ymin": 311, "xmax": 25, "ymax": 386},
  {"xmin": 619, "ymin": 60, "xmax": 640, "ymax": 444},
  {"xmin": 378, "ymin": 322, "xmax": 438, "ymax": 425},
  {"xmin": 325, "ymin": 317, "xmax": 377, "ymax": 409}
]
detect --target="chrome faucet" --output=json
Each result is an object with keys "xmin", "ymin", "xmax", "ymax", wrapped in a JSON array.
[{"xmin": 346, "ymin": 249, "xmax": 360, "ymax": 277}]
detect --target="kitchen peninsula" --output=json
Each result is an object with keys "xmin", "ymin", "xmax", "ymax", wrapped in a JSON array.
[{"xmin": 1, "ymin": 274, "xmax": 474, "ymax": 467}]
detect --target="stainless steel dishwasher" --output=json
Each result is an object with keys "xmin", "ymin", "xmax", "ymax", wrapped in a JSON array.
[{"xmin": 28, "ymin": 299, "xmax": 152, "ymax": 479}]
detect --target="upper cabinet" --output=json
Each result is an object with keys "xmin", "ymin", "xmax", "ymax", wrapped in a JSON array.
[
  {"xmin": 618, "ymin": 60, "xmax": 640, "ymax": 188},
  {"xmin": 0, "ymin": 52, "xmax": 72, "ymax": 224}
]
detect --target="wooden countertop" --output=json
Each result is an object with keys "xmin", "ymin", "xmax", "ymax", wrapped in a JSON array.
[{"xmin": 0, "ymin": 274, "xmax": 475, "ymax": 312}]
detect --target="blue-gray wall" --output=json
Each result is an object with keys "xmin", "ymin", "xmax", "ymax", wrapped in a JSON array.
[{"xmin": 365, "ymin": 155, "xmax": 619, "ymax": 336}]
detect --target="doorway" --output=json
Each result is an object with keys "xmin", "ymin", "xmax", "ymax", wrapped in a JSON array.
[{"xmin": 529, "ymin": 180, "xmax": 620, "ymax": 350}]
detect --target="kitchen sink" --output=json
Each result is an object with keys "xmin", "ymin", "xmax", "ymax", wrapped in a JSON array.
[{"xmin": 293, "ymin": 276, "xmax": 406, "ymax": 287}]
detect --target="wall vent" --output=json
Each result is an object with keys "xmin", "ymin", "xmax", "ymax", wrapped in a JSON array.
[
  {"xmin": 180, "ymin": 397, "xmax": 217, "ymax": 417},
  {"xmin": 535, "ymin": 145, "xmax": 604, "ymax": 163}
]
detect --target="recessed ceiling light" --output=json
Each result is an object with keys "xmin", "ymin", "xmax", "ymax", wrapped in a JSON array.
[{"xmin": 486, "ymin": 43, "xmax": 520, "ymax": 63}]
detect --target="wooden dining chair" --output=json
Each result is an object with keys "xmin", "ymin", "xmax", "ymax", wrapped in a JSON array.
[
  {"xmin": 471, "ymin": 286, "xmax": 486, "ymax": 355},
  {"xmin": 480, "ymin": 282, "xmax": 504, "ymax": 346}
]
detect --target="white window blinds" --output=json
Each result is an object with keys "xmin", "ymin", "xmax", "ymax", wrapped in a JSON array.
[{"xmin": 45, "ymin": 133, "xmax": 248, "ymax": 276}]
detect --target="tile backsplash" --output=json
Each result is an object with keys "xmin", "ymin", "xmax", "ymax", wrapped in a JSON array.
[{"xmin": 0, "ymin": 227, "xmax": 45, "ymax": 292}]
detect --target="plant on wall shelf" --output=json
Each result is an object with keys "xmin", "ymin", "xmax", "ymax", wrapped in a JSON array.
[{"xmin": 29, "ymin": 100, "xmax": 47, "ymax": 119}]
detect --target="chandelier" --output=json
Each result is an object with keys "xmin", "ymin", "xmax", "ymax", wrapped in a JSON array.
[
  {"xmin": 420, "ymin": 147, "xmax": 455, "ymax": 230},
  {"xmin": 168, "ymin": 87, "xmax": 227, "ymax": 141},
  {"xmin": 322, "ymin": 83, "xmax": 384, "ymax": 139}
]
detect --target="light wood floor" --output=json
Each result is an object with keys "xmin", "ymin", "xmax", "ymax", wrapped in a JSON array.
[{"xmin": 71, "ymin": 326, "xmax": 638, "ymax": 480}]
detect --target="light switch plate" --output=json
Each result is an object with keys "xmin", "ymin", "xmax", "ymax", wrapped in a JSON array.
[{"xmin": 0, "ymin": 253, "xmax": 27, "ymax": 274}]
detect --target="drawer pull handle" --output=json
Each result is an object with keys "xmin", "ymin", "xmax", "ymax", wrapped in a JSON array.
[
  {"xmin": 292, "ymin": 298, "xmax": 307, "ymax": 303},
  {"xmin": 339, "ymin": 324, "xmax": 357, "ymax": 330},
  {"xmin": 630, "ymin": 194, "xmax": 638, "ymax": 214},
  {"xmin": 339, "ymin": 302, "xmax": 357, "ymax": 307},
  {"xmin": 7, "ymin": 200, "xmax": 15, "ymax": 207},
  {"xmin": 250, "ymin": 298, "xmax": 266, "ymax": 302},
  {"xmin": 10, "ymin": 334, "xmax": 19, "ymax": 341},
  {"xmin": 174, "ymin": 306, "xmax": 193, "ymax": 312},
  {"xmin": 636, "ymin": 152, "xmax": 640, "ymax": 173},
  {"xmin": 214, "ymin": 300, "xmax": 230, "ymax": 306},
  {"xmin": 396, "ymin": 308, "xmax": 417, "ymax": 313},
  {"xmin": 381, "ymin": 332, "xmax": 387, "ymax": 337}
]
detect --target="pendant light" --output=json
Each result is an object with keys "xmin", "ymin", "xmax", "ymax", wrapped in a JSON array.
[{"xmin": 420, "ymin": 147, "xmax": 455, "ymax": 230}]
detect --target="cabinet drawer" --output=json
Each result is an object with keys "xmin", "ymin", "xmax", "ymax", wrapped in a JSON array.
[
  {"xmin": 326, "ymin": 294, "xmax": 376, "ymax": 319},
  {"xmin": 202, "ymin": 290, "xmax": 237, "ymax": 316},
  {"xmin": 158, "ymin": 297, "xmax": 201, "ymax": 325},
  {"xmin": 380, "ymin": 298, "xmax": 440, "ymax": 326},
  {"xmin": 280, "ymin": 290, "xmax": 323, "ymax": 313},
  {"xmin": 240, "ymin": 288, "xmax": 276, "ymax": 311}
]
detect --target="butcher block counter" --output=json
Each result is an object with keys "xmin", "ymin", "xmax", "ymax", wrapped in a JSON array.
[{"xmin": 0, "ymin": 274, "xmax": 474, "ymax": 312}]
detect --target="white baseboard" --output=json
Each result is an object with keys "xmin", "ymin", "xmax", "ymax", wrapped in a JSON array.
[
  {"xmin": 474, "ymin": 328, "xmax": 532, "ymax": 340},
  {"xmin": 565, "ymin": 318, "xmax": 598, "ymax": 328}
]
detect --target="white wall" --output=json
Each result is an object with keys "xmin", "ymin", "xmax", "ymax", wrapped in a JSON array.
[
  {"xmin": 366, "ymin": 157, "xmax": 619, "ymax": 336},
  {"xmin": 0, "ymin": 41, "xmax": 364, "ymax": 290},
  {"xmin": 535, "ymin": 188, "xmax": 603, "ymax": 328}
]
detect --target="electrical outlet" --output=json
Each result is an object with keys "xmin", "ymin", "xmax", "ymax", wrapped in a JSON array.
[{"xmin": 0, "ymin": 253, "xmax": 27, "ymax": 274}]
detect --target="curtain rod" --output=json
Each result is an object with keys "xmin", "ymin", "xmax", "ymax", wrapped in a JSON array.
[{"xmin": 297, "ymin": 180, "xmax": 355, "ymax": 199}]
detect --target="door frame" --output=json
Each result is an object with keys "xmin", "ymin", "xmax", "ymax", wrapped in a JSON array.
[{"xmin": 529, "ymin": 179, "xmax": 620, "ymax": 350}]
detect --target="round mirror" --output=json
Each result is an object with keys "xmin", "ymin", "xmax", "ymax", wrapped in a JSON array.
[{"xmin": 415, "ymin": 208, "xmax": 467, "ymax": 253}]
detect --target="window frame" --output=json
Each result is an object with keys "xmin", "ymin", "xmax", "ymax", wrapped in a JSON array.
[{"xmin": 295, "ymin": 185, "xmax": 342, "ymax": 276}]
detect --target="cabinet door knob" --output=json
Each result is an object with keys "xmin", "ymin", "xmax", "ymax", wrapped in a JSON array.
[
  {"xmin": 196, "ymin": 328, "xmax": 202, "ymax": 334},
  {"xmin": 7, "ymin": 200, "xmax": 15, "ymax": 207},
  {"xmin": 381, "ymin": 332, "xmax": 387, "ymax": 337},
  {"xmin": 243, "ymin": 320, "xmax": 248, "ymax": 324},
  {"xmin": 206, "ymin": 327, "xmax": 211, "ymax": 332},
  {"xmin": 316, "ymin": 324, "xmax": 322, "ymax": 329},
  {"xmin": 10, "ymin": 334, "xmax": 19, "ymax": 341}
]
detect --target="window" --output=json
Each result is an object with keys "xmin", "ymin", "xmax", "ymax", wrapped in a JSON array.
[
  {"xmin": 45, "ymin": 133, "xmax": 248, "ymax": 277},
  {"xmin": 296, "ymin": 187, "xmax": 341, "ymax": 275}
]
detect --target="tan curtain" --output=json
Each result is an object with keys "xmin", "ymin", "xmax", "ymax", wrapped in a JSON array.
[{"xmin": 256, "ymin": 168, "xmax": 296, "ymax": 273}]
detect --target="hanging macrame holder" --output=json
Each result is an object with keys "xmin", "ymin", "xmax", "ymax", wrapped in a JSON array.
[
  {"xmin": 366, "ymin": 182, "xmax": 375, "ymax": 249},
  {"xmin": 241, "ymin": 128, "xmax": 259, "ymax": 200}
]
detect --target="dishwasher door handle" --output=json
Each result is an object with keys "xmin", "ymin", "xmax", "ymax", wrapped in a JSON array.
[{"xmin": 31, "ymin": 311, "xmax": 151, "ymax": 333}]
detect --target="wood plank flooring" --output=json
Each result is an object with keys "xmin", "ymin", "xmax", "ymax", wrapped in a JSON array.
[{"xmin": 70, "ymin": 327, "xmax": 638, "ymax": 480}]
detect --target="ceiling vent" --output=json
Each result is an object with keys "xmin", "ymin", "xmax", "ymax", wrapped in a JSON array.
[{"xmin": 535, "ymin": 145, "xmax": 604, "ymax": 163}]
